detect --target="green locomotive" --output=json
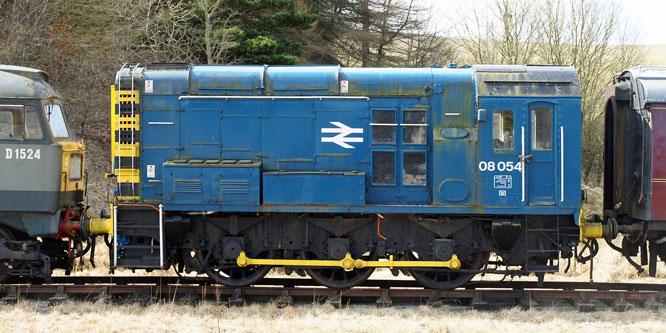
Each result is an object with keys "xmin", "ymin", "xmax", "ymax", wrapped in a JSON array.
[{"xmin": 0, "ymin": 65, "xmax": 109, "ymax": 282}]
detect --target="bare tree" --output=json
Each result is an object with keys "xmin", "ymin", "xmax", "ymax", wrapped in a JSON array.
[
  {"xmin": 109, "ymin": 0, "xmax": 237, "ymax": 64},
  {"xmin": 133, "ymin": 0, "xmax": 199, "ymax": 62},
  {"xmin": 393, "ymin": 4, "xmax": 457, "ymax": 67},
  {"xmin": 451, "ymin": 6, "xmax": 497, "ymax": 64},
  {"xmin": 196, "ymin": 0, "xmax": 237, "ymax": 64},
  {"xmin": 361, "ymin": 0, "xmax": 371, "ymax": 66},
  {"xmin": 453, "ymin": 0, "xmax": 541, "ymax": 65},
  {"xmin": 541, "ymin": 0, "xmax": 645, "ymax": 183},
  {"xmin": 0, "ymin": 0, "xmax": 58, "ymax": 66},
  {"xmin": 453, "ymin": 0, "xmax": 645, "ymax": 184}
]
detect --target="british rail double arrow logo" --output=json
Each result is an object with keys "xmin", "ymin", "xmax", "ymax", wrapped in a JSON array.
[{"xmin": 321, "ymin": 122, "xmax": 364, "ymax": 149}]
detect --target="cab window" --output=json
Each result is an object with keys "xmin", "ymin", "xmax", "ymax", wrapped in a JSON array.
[
  {"xmin": 372, "ymin": 151, "xmax": 395, "ymax": 185},
  {"xmin": 45, "ymin": 104, "xmax": 70, "ymax": 138},
  {"xmin": 0, "ymin": 105, "xmax": 43, "ymax": 140},
  {"xmin": 493, "ymin": 110, "xmax": 513, "ymax": 150},
  {"xmin": 371, "ymin": 110, "xmax": 396, "ymax": 144},
  {"xmin": 402, "ymin": 110, "xmax": 426, "ymax": 144},
  {"xmin": 403, "ymin": 151, "xmax": 426, "ymax": 185},
  {"xmin": 531, "ymin": 107, "xmax": 552, "ymax": 150}
]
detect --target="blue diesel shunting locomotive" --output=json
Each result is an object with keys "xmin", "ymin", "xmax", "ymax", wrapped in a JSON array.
[{"xmin": 110, "ymin": 64, "xmax": 582, "ymax": 289}]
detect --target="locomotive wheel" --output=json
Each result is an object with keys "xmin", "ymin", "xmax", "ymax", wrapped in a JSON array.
[
  {"xmin": 0, "ymin": 226, "xmax": 20, "ymax": 283},
  {"xmin": 304, "ymin": 251, "xmax": 375, "ymax": 289},
  {"xmin": 405, "ymin": 251, "xmax": 488, "ymax": 290},
  {"xmin": 188, "ymin": 248, "xmax": 274, "ymax": 287}
]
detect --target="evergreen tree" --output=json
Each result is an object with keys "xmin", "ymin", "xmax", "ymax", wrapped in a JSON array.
[
  {"xmin": 302, "ymin": 0, "xmax": 455, "ymax": 67},
  {"xmin": 226, "ymin": 0, "xmax": 318, "ymax": 64}
]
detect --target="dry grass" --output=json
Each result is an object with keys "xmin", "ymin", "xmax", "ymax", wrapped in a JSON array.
[{"xmin": 1, "ymin": 298, "xmax": 665, "ymax": 333}]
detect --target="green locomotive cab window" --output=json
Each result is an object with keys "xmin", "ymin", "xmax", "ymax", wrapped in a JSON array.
[
  {"xmin": 0, "ymin": 105, "xmax": 42, "ymax": 140},
  {"xmin": 25, "ymin": 106, "xmax": 43, "ymax": 140},
  {"xmin": 493, "ymin": 110, "xmax": 513, "ymax": 150},
  {"xmin": 69, "ymin": 153, "xmax": 83, "ymax": 180},
  {"xmin": 403, "ymin": 110, "xmax": 427, "ymax": 144},
  {"xmin": 0, "ymin": 107, "xmax": 18, "ymax": 139},
  {"xmin": 531, "ymin": 107, "xmax": 552, "ymax": 150},
  {"xmin": 403, "ymin": 151, "xmax": 426, "ymax": 185},
  {"xmin": 372, "ymin": 151, "xmax": 395, "ymax": 185},
  {"xmin": 45, "ymin": 104, "xmax": 70, "ymax": 138},
  {"xmin": 371, "ymin": 110, "xmax": 396, "ymax": 144}
]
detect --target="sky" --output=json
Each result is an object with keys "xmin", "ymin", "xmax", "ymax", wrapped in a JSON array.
[{"xmin": 423, "ymin": 0, "xmax": 666, "ymax": 45}]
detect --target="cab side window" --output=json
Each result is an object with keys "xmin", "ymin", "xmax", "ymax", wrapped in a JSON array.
[
  {"xmin": 403, "ymin": 151, "xmax": 426, "ymax": 185},
  {"xmin": 493, "ymin": 110, "xmax": 513, "ymax": 150},
  {"xmin": 402, "ymin": 110, "xmax": 426, "ymax": 144},
  {"xmin": 372, "ymin": 151, "xmax": 395, "ymax": 185},
  {"xmin": 25, "ymin": 106, "xmax": 44, "ymax": 140},
  {"xmin": 531, "ymin": 107, "xmax": 552, "ymax": 150},
  {"xmin": 0, "ymin": 105, "xmax": 43, "ymax": 140},
  {"xmin": 45, "ymin": 104, "xmax": 69, "ymax": 138},
  {"xmin": 371, "ymin": 110, "xmax": 396, "ymax": 144},
  {"xmin": 0, "ymin": 108, "xmax": 16, "ymax": 139}
]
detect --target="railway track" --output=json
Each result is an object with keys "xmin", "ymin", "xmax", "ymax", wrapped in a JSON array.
[{"xmin": 2, "ymin": 276, "xmax": 666, "ymax": 311}]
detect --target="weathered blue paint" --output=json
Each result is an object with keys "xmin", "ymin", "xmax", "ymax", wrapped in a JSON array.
[
  {"xmin": 263, "ymin": 171, "xmax": 365, "ymax": 205},
  {"xmin": 123, "ymin": 64, "xmax": 581, "ymax": 219},
  {"xmin": 163, "ymin": 159, "xmax": 261, "ymax": 208}
]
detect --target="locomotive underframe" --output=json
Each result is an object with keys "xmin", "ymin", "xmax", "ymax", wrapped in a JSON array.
[
  {"xmin": 114, "ymin": 206, "xmax": 578, "ymax": 288},
  {"xmin": 0, "ymin": 223, "xmax": 78, "ymax": 281}
]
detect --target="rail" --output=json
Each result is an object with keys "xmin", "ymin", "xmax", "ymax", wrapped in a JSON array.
[{"xmin": 1, "ymin": 277, "xmax": 665, "ymax": 311}]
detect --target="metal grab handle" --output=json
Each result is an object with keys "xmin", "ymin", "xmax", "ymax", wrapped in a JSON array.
[{"xmin": 519, "ymin": 154, "xmax": 534, "ymax": 163}]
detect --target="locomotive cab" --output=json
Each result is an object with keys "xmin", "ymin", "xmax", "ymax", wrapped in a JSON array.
[
  {"xmin": 0, "ymin": 65, "xmax": 96, "ymax": 282},
  {"xmin": 0, "ymin": 101, "xmax": 84, "ymax": 212}
]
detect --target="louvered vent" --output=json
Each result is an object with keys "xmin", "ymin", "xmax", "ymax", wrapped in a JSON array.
[
  {"xmin": 219, "ymin": 180, "xmax": 250, "ymax": 195},
  {"xmin": 174, "ymin": 179, "xmax": 203, "ymax": 193}
]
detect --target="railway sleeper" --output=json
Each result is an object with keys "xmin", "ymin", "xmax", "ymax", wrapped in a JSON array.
[
  {"xmin": 47, "ymin": 286, "xmax": 67, "ymax": 306},
  {"xmin": 375, "ymin": 289, "xmax": 392, "ymax": 308},
  {"xmin": 132, "ymin": 286, "xmax": 155, "ymax": 306},
  {"xmin": 1, "ymin": 286, "xmax": 17, "ymax": 304},
  {"xmin": 95, "ymin": 287, "xmax": 111, "ymax": 304},
  {"xmin": 470, "ymin": 292, "xmax": 491, "ymax": 310},
  {"xmin": 276, "ymin": 289, "xmax": 293, "ymax": 308},
  {"xmin": 610, "ymin": 294, "xmax": 634, "ymax": 312},
  {"xmin": 178, "ymin": 288, "xmax": 200, "ymax": 305},
  {"xmin": 325, "ymin": 291, "xmax": 343, "ymax": 308},
  {"xmin": 228, "ymin": 288, "xmax": 245, "ymax": 306},
  {"xmin": 642, "ymin": 294, "xmax": 663, "ymax": 311},
  {"xmin": 571, "ymin": 294, "xmax": 596, "ymax": 312},
  {"xmin": 518, "ymin": 292, "xmax": 536, "ymax": 310}
]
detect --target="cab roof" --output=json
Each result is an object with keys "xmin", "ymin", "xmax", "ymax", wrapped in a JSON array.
[
  {"xmin": 621, "ymin": 66, "xmax": 666, "ymax": 106},
  {"xmin": 474, "ymin": 65, "xmax": 580, "ymax": 97},
  {"xmin": 0, "ymin": 65, "xmax": 60, "ymax": 100}
]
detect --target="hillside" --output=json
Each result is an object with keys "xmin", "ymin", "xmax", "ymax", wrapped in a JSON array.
[{"xmin": 643, "ymin": 44, "xmax": 666, "ymax": 65}]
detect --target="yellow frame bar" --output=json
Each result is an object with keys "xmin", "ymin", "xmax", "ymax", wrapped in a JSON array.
[
  {"xmin": 236, "ymin": 252, "xmax": 461, "ymax": 270},
  {"xmin": 355, "ymin": 254, "xmax": 460, "ymax": 270},
  {"xmin": 237, "ymin": 252, "xmax": 356, "ymax": 270}
]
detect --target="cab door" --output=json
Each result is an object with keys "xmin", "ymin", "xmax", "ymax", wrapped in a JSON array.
[
  {"xmin": 367, "ymin": 106, "xmax": 430, "ymax": 204},
  {"xmin": 524, "ymin": 103, "xmax": 557, "ymax": 205},
  {"xmin": 477, "ymin": 103, "xmax": 523, "ymax": 207}
]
